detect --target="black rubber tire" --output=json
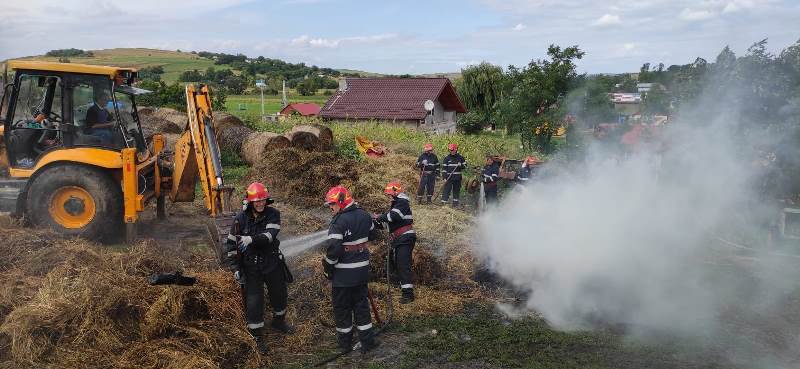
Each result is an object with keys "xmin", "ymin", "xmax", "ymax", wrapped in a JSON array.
[{"xmin": 26, "ymin": 164, "xmax": 123, "ymax": 241}]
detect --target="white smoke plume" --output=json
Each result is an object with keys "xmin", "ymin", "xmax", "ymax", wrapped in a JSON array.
[{"xmin": 475, "ymin": 81, "xmax": 800, "ymax": 366}]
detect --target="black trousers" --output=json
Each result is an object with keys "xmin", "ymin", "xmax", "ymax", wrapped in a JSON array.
[
  {"xmin": 484, "ymin": 184, "xmax": 498, "ymax": 204},
  {"xmin": 332, "ymin": 285, "xmax": 374, "ymax": 348},
  {"xmin": 244, "ymin": 261, "xmax": 288, "ymax": 331},
  {"xmin": 416, "ymin": 174, "xmax": 436, "ymax": 200},
  {"xmin": 390, "ymin": 235, "xmax": 416, "ymax": 289},
  {"xmin": 440, "ymin": 176, "xmax": 462, "ymax": 204}
]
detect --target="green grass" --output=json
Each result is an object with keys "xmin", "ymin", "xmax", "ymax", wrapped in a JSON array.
[
  {"xmin": 16, "ymin": 48, "xmax": 228, "ymax": 83},
  {"xmin": 225, "ymin": 93, "xmax": 331, "ymax": 119},
  {"xmin": 397, "ymin": 311, "xmax": 718, "ymax": 369}
]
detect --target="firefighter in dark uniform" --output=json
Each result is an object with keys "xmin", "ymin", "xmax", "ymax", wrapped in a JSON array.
[
  {"xmin": 321, "ymin": 186, "xmax": 380, "ymax": 354},
  {"xmin": 226, "ymin": 182, "xmax": 294, "ymax": 355},
  {"xmin": 481, "ymin": 156, "xmax": 500, "ymax": 204},
  {"xmin": 373, "ymin": 181, "xmax": 417, "ymax": 303},
  {"xmin": 517, "ymin": 156, "xmax": 540, "ymax": 184},
  {"xmin": 415, "ymin": 143, "xmax": 439, "ymax": 203},
  {"xmin": 440, "ymin": 143, "xmax": 467, "ymax": 207}
]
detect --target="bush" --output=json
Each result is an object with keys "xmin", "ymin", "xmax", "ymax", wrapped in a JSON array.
[
  {"xmin": 136, "ymin": 80, "xmax": 184, "ymax": 111},
  {"xmin": 46, "ymin": 48, "xmax": 92, "ymax": 57},
  {"xmin": 457, "ymin": 110, "xmax": 486, "ymax": 134}
]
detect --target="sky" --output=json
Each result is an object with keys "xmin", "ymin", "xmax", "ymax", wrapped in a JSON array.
[{"xmin": 1, "ymin": 0, "xmax": 798, "ymax": 74}]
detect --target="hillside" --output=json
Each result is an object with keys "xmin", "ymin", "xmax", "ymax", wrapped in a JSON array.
[
  {"xmin": 13, "ymin": 48, "xmax": 385, "ymax": 83},
  {"xmin": 16, "ymin": 48, "xmax": 227, "ymax": 83}
]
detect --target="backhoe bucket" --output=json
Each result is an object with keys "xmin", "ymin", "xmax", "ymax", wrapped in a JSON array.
[{"xmin": 206, "ymin": 213, "xmax": 237, "ymax": 265}]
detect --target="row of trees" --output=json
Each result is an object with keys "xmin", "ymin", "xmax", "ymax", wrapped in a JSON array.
[
  {"xmin": 456, "ymin": 39, "xmax": 800, "ymax": 152},
  {"xmin": 194, "ymin": 51, "xmax": 349, "ymax": 93},
  {"xmin": 455, "ymin": 45, "xmax": 585, "ymax": 152},
  {"xmin": 46, "ymin": 48, "xmax": 94, "ymax": 57}
]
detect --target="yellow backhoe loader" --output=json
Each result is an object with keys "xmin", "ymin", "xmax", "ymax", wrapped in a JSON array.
[{"xmin": 0, "ymin": 60, "xmax": 235, "ymax": 246}]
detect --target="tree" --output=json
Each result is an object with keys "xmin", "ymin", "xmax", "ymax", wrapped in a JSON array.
[
  {"xmin": 296, "ymin": 78, "xmax": 318, "ymax": 96},
  {"xmin": 494, "ymin": 45, "xmax": 584, "ymax": 152},
  {"xmin": 456, "ymin": 62, "xmax": 505, "ymax": 123},
  {"xmin": 642, "ymin": 87, "xmax": 670, "ymax": 116},
  {"xmin": 139, "ymin": 66, "xmax": 165, "ymax": 81}
]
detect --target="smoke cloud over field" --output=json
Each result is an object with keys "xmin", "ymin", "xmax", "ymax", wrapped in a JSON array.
[{"xmin": 475, "ymin": 60, "xmax": 800, "ymax": 366}]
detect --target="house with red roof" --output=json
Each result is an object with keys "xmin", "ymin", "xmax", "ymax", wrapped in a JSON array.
[
  {"xmin": 279, "ymin": 102, "xmax": 321, "ymax": 117},
  {"xmin": 320, "ymin": 78, "xmax": 467, "ymax": 134}
]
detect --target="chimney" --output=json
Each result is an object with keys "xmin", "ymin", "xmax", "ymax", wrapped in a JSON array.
[{"xmin": 338, "ymin": 78, "xmax": 348, "ymax": 92}]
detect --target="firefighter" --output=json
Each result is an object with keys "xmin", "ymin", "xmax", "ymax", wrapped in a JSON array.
[
  {"xmin": 321, "ymin": 186, "xmax": 380, "ymax": 354},
  {"xmin": 226, "ymin": 182, "xmax": 294, "ymax": 355},
  {"xmin": 517, "ymin": 156, "xmax": 540, "ymax": 183},
  {"xmin": 440, "ymin": 143, "xmax": 467, "ymax": 207},
  {"xmin": 481, "ymin": 156, "xmax": 500, "ymax": 204},
  {"xmin": 373, "ymin": 181, "xmax": 416, "ymax": 303},
  {"xmin": 415, "ymin": 143, "xmax": 439, "ymax": 203}
]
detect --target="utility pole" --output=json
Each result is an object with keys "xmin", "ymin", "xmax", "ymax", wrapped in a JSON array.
[
  {"xmin": 255, "ymin": 79, "xmax": 266, "ymax": 118},
  {"xmin": 281, "ymin": 80, "xmax": 288, "ymax": 109}
]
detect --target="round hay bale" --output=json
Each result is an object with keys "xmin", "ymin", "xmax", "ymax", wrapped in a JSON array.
[
  {"xmin": 242, "ymin": 132, "xmax": 291, "ymax": 165},
  {"xmin": 214, "ymin": 112, "xmax": 245, "ymax": 131},
  {"xmin": 312, "ymin": 124, "xmax": 334, "ymax": 150},
  {"xmin": 137, "ymin": 106, "xmax": 156, "ymax": 115},
  {"xmin": 139, "ymin": 107, "xmax": 184, "ymax": 138},
  {"xmin": 217, "ymin": 125, "xmax": 253, "ymax": 154},
  {"xmin": 285, "ymin": 130, "xmax": 320, "ymax": 152},
  {"xmin": 288, "ymin": 125, "xmax": 333, "ymax": 151},
  {"xmin": 148, "ymin": 133, "xmax": 182, "ymax": 153}
]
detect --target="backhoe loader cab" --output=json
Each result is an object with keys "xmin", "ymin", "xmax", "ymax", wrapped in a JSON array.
[{"xmin": 2, "ymin": 62, "xmax": 148, "ymax": 165}]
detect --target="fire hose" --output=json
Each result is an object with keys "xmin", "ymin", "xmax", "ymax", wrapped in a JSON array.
[{"xmin": 312, "ymin": 223, "xmax": 394, "ymax": 367}]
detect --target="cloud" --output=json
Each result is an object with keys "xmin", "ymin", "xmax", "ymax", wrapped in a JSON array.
[
  {"xmin": 513, "ymin": 23, "xmax": 527, "ymax": 31},
  {"xmin": 290, "ymin": 34, "xmax": 397, "ymax": 49},
  {"xmin": 592, "ymin": 14, "xmax": 622, "ymax": 27},
  {"xmin": 679, "ymin": 7, "xmax": 717, "ymax": 21}
]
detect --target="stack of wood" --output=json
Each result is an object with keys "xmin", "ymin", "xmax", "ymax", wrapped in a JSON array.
[{"xmin": 138, "ymin": 108, "xmax": 334, "ymax": 165}]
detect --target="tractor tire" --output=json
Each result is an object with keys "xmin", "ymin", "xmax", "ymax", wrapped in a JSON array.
[{"xmin": 26, "ymin": 164, "xmax": 122, "ymax": 241}]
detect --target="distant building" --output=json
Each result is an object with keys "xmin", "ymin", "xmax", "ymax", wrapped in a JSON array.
[
  {"xmin": 279, "ymin": 102, "xmax": 321, "ymax": 117},
  {"xmin": 609, "ymin": 92, "xmax": 641, "ymax": 117},
  {"xmin": 320, "ymin": 77, "xmax": 467, "ymax": 134},
  {"xmin": 636, "ymin": 82, "xmax": 664, "ymax": 93}
]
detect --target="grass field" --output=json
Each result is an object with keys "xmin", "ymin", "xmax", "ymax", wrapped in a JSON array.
[
  {"xmin": 16, "ymin": 48, "xmax": 228, "ymax": 83},
  {"xmin": 226, "ymin": 93, "xmax": 332, "ymax": 119}
]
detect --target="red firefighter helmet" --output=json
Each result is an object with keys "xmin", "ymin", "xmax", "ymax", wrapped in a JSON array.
[
  {"xmin": 246, "ymin": 182, "xmax": 272, "ymax": 203},
  {"xmin": 423, "ymin": 143, "xmax": 434, "ymax": 152},
  {"xmin": 384, "ymin": 181, "xmax": 403, "ymax": 196},
  {"xmin": 447, "ymin": 143, "xmax": 458, "ymax": 151},
  {"xmin": 325, "ymin": 185, "xmax": 354, "ymax": 208}
]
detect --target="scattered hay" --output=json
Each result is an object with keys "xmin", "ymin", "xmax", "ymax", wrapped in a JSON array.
[
  {"xmin": 343, "ymin": 153, "xmax": 419, "ymax": 212},
  {"xmin": 370, "ymin": 240, "xmax": 445, "ymax": 286},
  {"xmin": 241, "ymin": 132, "xmax": 291, "ymax": 166},
  {"xmin": 0, "ymin": 144, "xmax": 486, "ymax": 368},
  {"xmin": 0, "ymin": 222, "xmax": 262, "ymax": 369},
  {"xmin": 248, "ymin": 148, "xmax": 358, "ymax": 208}
]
